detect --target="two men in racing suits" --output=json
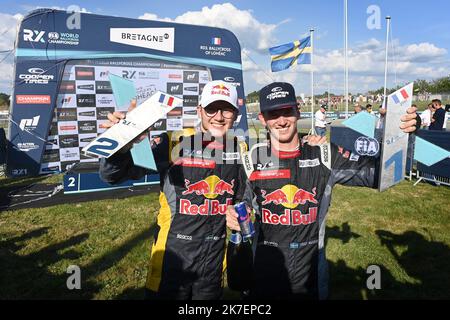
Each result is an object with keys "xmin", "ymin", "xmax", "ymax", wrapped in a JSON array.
[
  {"xmin": 226, "ymin": 82, "xmax": 420, "ymax": 299},
  {"xmin": 99, "ymin": 80, "xmax": 247, "ymax": 300}
]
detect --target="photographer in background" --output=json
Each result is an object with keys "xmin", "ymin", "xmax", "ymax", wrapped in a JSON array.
[
  {"xmin": 314, "ymin": 104, "xmax": 328, "ymax": 137},
  {"xmin": 420, "ymin": 103, "xmax": 433, "ymax": 129},
  {"xmin": 429, "ymin": 99, "xmax": 446, "ymax": 131}
]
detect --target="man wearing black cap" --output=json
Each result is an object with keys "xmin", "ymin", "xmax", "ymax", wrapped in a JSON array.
[
  {"xmin": 226, "ymin": 82, "xmax": 419, "ymax": 299},
  {"xmin": 315, "ymin": 104, "xmax": 328, "ymax": 137}
]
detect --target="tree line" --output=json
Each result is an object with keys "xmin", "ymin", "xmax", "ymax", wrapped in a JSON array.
[
  {"xmin": 368, "ymin": 75, "xmax": 450, "ymax": 96},
  {"xmin": 245, "ymin": 75, "xmax": 450, "ymax": 102},
  {"xmin": 0, "ymin": 93, "xmax": 9, "ymax": 110}
]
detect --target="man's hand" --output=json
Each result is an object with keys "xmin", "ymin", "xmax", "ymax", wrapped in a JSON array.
[
  {"xmin": 99, "ymin": 99, "xmax": 136, "ymax": 129},
  {"xmin": 99, "ymin": 99, "xmax": 148, "ymax": 152},
  {"xmin": 400, "ymin": 106, "xmax": 418, "ymax": 133},
  {"xmin": 303, "ymin": 135, "xmax": 327, "ymax": 146},
  {"xmin": 226, "ymin": 205, "xmax": 241, "ymax": 232}
]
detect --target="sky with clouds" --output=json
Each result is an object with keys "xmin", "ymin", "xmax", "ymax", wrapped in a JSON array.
[{"xmin": 0, "ymin": 0, "xmax": 449, "ymax": 96}]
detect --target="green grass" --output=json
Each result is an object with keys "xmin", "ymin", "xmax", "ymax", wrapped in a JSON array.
[
  {"xmin": 326, "ymin": 182, "xmax": 450, "ymax": 299},
  {"xmin": 0, "ymin": 177, "xmax": 449, "ymax": 300}
]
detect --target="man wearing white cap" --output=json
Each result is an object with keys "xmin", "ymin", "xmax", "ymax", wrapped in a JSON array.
[{"xmin": 99, "ymin": 80, "xmax": 247, "ymax": 300}]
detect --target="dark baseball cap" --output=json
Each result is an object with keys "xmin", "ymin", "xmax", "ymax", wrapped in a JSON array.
[{"xmin": 259, "ymin": 82, "xmax": 297, "ymax": 113}]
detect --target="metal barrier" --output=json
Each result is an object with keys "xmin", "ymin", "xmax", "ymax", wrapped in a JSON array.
[
  {"xmin": 414, "ymin": 170, "xmax": 450, "ymax": 187},
  {"xmin": 411, "ymin": 130, "xmax": 450, "ymax": 187}
]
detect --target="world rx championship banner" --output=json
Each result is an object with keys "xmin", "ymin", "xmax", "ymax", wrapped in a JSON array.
[{"xmin": 7, "ymin": 9, "xmax": 247, "ymax": 177}]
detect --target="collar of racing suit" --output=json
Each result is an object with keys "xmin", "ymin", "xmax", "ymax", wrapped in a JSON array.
[
  {"xmin": 200, "ymin": 133, "xmax": 236, "ymax": 150},
  {"xmin": 202, "ymin": 139, "xmax": 224, "ymax": 150},
  {"xmin": 270, "ymin": 145, "xmax": 301, "ymax": 159}
]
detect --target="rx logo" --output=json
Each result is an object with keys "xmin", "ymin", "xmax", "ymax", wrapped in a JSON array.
[
  {"xmin": 122, "ymin": 70, "xmax": 136, "ymax": 79},
  {"xmin": 23, "ymin": 29, "xmax": 45, "ymax": 43}
]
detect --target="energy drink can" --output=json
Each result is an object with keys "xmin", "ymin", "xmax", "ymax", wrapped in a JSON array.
[{"xmin": 234, "ymin": 202, "xmax": 255, "ymax": 239}]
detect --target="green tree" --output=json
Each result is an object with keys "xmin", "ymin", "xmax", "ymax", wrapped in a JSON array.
[
  {"xmin": 246, "ymin": 91, "xmax": 259, "ymax": 103},
  {"xmin": 430, "ymin": 76, "xmax": 450, "ymax": 94},
  {"xmin": 414, "ymin": 79, "xmax": 429, "ymax": 94},
  {"xmin": 0, "ymin": 93, "xmax": 10, "ymax": 110}
]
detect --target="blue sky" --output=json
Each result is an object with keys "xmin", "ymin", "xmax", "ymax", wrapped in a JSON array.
[{"xmin": 1, "ymin": 0, "xmax": 449, "ymax": 95}]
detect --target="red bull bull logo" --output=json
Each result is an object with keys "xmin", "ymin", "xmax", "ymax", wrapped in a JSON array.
[
  {"xmin": 260, "ymin": 184, "xmax": 318, "ymax": 226},
  {"xmin": 182, "ymin": 179, "xmax": 210, "ymax": 196},
  {"xmin": 213, "ymin": 179, "xmax": 235, "ymax": 195},
  {"xmin": 292, "ymin": 187, "xmax": 318, "ymax": 205},
  {"xmin": 261, "ymin": 189, "xmax": 288, "ymax": 205},
  {"xmin": 182, "ymin": 175, "xmax": 234, "ymax": 198},
  {"xmin": 211, "ymin": 84, "xmax": 230, "ymax": 97},
  {"xmin": 180, "ymin": 175, "xmax": 235, "ymax": 216},
  {"xmin": 261, "ymin": 185, "xmax": 317, "ymax": 208}
]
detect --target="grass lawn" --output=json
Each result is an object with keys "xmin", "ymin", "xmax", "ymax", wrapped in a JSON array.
[{"xmin": 1, "ymin": 175, "xmax": 449, "ymax": 300}]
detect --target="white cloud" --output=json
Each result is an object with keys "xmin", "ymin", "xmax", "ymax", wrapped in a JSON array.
[
  {"xmin": 250, "ymin": 69, "xmax": 299, "ymax": 88},
  {"xmin": 0, "ymin": 13, "xmax": 22, "ymax": 93},
  {"xmin": 402, "ymin": 42, "xmax": 447, "ymax": 62},
  {"xmin": 0, "ymin": 13, "xmax": 22, "ymax": 51},
  {"xmin": 300, "ymin": 38, "xmax": 450, "ymax": 94},
  {"xmin": 241, "ymin": 48, "xmax": 259, "ymax": 72},
  {"xmin": 0, "ymin": 4, "xmax": 447, "ymax": 96},
  {"xmin": 0, "ymin": 7, "xmax": 92, "ymax": 93},
  {"xmin": 20, "ymin": 5, "xmax": 90, "ymax": 13},
  {"xmin": 139, "ymin": 3, "xmax": 279, "ymax": 53},
  {"xmin": 139, "ymin": 3, "xmax": 295, "ymax": 94},
  {"xmin": 139, "ymin": 13, "xmax": 171, "ymax": 22},
  {"xmin": 139, "ymin": 3, "xmax": 288, "ymax": 94}
]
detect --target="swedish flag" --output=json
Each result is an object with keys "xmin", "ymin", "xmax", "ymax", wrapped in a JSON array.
[{"xmin": 269, "ymin": 36, "xmax": 312, "ymax": 72}]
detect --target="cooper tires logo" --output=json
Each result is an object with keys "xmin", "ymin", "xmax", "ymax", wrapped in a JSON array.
[
  {"xmin": 28, "ymin": 68, "xmax": 45, "ymax": 74},
  {"xmin": 19, "ymin": 68, "xmax": 54, "ymax": 84},
  {"xmin": 271, "ymin": 87, "xmax": 283, "ymax": 92}
]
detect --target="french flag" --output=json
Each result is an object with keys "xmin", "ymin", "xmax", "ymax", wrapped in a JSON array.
[
  {"xmin": 211, "ymin": 37, "xmax": 221, "ymax": 45},
  {"xmin": 159, "ymin": 93, "xmax": 174, "ymax": 107},
  {"xmin": 392, "ymin": 89, "xmax": 409, "ymax": 104}
]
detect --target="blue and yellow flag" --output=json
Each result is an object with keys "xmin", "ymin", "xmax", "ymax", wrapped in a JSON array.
[{"xmin": 269, "ymin": 36, "xmax": 311, "ymax": 72}]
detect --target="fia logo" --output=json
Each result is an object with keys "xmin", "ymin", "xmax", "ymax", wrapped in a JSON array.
[{"xmin": 355, "ymin": 137, "xmax": 379, "ymax": 156}]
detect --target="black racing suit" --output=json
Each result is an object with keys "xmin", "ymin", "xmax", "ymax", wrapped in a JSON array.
[
  {"xmin": 227, "ymin": 136, "xmax": 378, "ymax": 299},
  {"xmin": 99, "ymin": 131, "xmax": 246, "ymax": 299}
]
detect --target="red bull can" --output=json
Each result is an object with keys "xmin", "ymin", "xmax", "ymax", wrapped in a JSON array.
[{"xmin": 234, "ymin": 202, "xmax": 255, "ymax": 239}]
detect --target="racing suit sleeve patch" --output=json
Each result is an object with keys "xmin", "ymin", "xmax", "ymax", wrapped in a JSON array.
[{"xmin": 320, "ymin": 143, "xmax": 331, "ymax": 170}]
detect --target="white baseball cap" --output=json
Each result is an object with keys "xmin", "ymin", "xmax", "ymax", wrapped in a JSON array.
[{"xmin": 200, "ymin": 80, "xmax": 238, "ymax": 109}]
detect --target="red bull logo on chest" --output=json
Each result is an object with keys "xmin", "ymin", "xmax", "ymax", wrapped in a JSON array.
[
  {"xmin": 180, "ymin": 175, "xmax": 235, "ymax": 215},
  {"xmin": 262, "ymin": 207, "xmax": 317, "ymax": 226},
  {"xmin": 260, "ymin": 184, "xmax": 318, "ymax": 226},
  {"xmin": 182, "ymin": 175, "xmax": 234, "ymax": 198},
  {"xmin": 261, "ymin": 185, "xmax": 317, "ymax": 208}
]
